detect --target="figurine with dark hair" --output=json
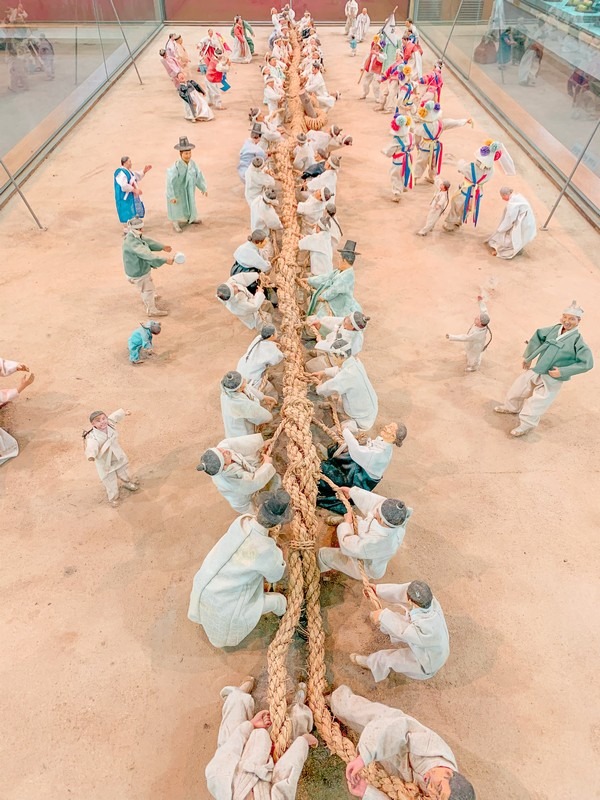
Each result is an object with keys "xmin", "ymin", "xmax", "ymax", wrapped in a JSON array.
[{"xmin": 350, "ymin": 580, "xmax": 449, "ymax": 682}]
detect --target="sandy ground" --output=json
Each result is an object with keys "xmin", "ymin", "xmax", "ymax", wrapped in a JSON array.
[{"xmin": 1, "ymin": 24, "xmax": 600, "ymax": 800}]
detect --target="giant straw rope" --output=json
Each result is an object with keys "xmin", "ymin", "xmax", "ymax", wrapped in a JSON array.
[{"xmin": 263, "ymin": 26, "xmax": 423, "ymax": 800}]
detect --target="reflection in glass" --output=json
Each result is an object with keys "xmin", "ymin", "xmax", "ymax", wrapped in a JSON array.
[
  {"xmin": 414, "ymin": 0, "xmax": 600, "ymax": 215},
  {"xmin": 0, "ymin": 1, "xmax": 161, "ymax": 197}
]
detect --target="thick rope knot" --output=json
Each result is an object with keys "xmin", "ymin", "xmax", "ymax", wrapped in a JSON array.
[{"xmin": 289, "ymin": 539, "xmax": 316, "ymax": 551}]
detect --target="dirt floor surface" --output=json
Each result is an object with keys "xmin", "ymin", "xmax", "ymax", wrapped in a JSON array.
[{"xmin": 1, "ymin": 24, "xmax": 600, "ymax": 800}]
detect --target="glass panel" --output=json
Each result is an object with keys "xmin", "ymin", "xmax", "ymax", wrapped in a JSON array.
[
  {"xmin": 163, "ymin": 0, "xmax": 409, "ymax": 22},
  {"xmin": 0, "ymin": 1, "xmax": 161, "ymax": 197},
  {"xmin": 5, "ymin": 0, "xmax": 162, "ymax": 22},
  {"xmin": 415, "ymin": 0, "xmax": 600, "ymax": 217}
]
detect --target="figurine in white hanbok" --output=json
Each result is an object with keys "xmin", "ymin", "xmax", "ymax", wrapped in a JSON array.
[
  {"xmin": 0, "ymin": 358, "xmax": 35, "ymax": 467},
  {"xmin": 317, "ymin": 485, "xmax": 412, "ymax": 579},
  {"xmin": 350, "ymin": 580, "xmax": 450, "ymax": 682},
  {"xmin": 196, "ymin": 433, "xmax": 278, "ymax": 513},
  {"xmin": 332, "ymin": 685, "xmax": 476, "ymax": 800},
  {"xmin": 83, "ymin": 409, "xmax": 139, "ymax": 506},
  {"xmin": 486, "ymin": 187, "xmax": 536, "ymax": 258},
  {"xmin": 446, "ymin": 296, "xmax": 491, "ymax": 371},
  {"xmin": 206, "ymin": 677, "xmax": 317, "ymax": 800},
  {"xmin": 188, "ymin": 490, "xmax": 292, "ymax": 647}
]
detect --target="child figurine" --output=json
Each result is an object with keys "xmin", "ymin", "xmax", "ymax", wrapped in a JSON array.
[
  {"xmin": 416, "ymin": 179, "xmax": 450, "ymax": 235},
  {"xmin": 349, "ymin": 35, "xmax": 358, "ymax": 56},
  {"xmin": 446, "ymin": 296, "xmax": 491, "ymax": 372},
  {"xmin": 128, "ymin": 320, "xmax": 162, "ymax": 365},
  {"xmin": 216, "ymin": 49, "xmax": 232, "ymax": 91},
  {"xmin": 382, "ymin": 113, "xmax": 415, "ymax": 202},
  {"xmin": 83, "ymin": 410, "xmax": 139, "ymax": 506}
]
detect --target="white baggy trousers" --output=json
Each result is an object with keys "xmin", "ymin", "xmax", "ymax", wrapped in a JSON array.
[
  {"xmin": 213, "ymin": 686, "xmax": 311, "ymax": 798},
  {"xmin": 331, "ymin": 684, "xmax": 390, "ymax": 733},
  {"xmin": 102, "ymin": 466, "xmax": 132, "ymax": 502},
  {"xmin": 502, "ymin": 369, "xmax": 562, "ymax": 430},
  {"xmin": 360, "ymin": 72, "xmax": 380, "ymax": 100},
  {"xmin": 128, "ymin": 273, "xmax": 157, "ymax": 312},
  {"xmin": 417, "ymin": 205, "xmax": 444, "ymax": 235}
]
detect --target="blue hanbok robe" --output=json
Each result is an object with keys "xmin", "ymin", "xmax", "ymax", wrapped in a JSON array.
[
  {"xmin": 114, "ymin": 167, "xmax": 145, "ymax": 223},
  {"xmin": 237, "ymin": 138, "xmax": 267, "ymax": 182},
  {"xmin": 128, "ymin": 325, "xmax": 153, "ymax": 363}
]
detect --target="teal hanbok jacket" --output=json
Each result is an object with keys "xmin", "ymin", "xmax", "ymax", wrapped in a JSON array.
[{"xmin": 524, "ymin": 324, "xmax": 593, "ymax": 381}]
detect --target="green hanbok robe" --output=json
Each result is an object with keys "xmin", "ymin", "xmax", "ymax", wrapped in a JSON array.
[
  {"xmin": 524, "ymin": 324, "xmax": 593, "ymax": 381},
  {"xmin": 230, "ymin": 20, "xmax": 255, "ymax": 54},
  {"xmin": 307, "ymin": 268, "xmax": 362, "ymax": 317},
  {"xmin": 166, "ymin": 159, "xmax": 207, "ymax": 223}
]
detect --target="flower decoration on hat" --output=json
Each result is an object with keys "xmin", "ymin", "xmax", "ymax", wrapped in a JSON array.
[
  {"xmin": 391, "ymin": 113, "xmax": 409, "ymax": 132},
  {"xmin": 418, "ymin": 99, "xmax": 437, "ymax": 120}
]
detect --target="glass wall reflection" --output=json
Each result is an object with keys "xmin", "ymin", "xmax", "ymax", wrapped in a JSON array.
[
  {"xmin": 0, "ymin": 1, "xmax": 161, "ymax": 197},
  {"xmin": 414, "ymin": 0, "xmax": 600, "ymax": 215},
  {"xmin": 162, "ymin": 0, "xmax": 409, "ymax": 23}
]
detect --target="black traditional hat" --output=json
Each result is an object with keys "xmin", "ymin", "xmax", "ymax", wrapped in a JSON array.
[
  {"xmin": 380, "ymin": 499, "xmax": 407, "ymax": 527},
  {"xmin": 337, "ymin": 240, "xmax": 361, "ymax": 261},
  {"xmin": 407, "ymin": 580, "xmax": 433, "ymax": 609},
  {"xmin": 196, "ymin": 448, "xmax": 224, "ymax": 476},
  {"xmin": 221, "ymin": 371, "xmax": 243, "ymax": 390},
  {"xmin": 256, "ymin": 489, "xmax": 294, "ymax": 527},
  {"xmin": 174, "ymin": 136, "xmax": 195, "ymax": 151}
]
